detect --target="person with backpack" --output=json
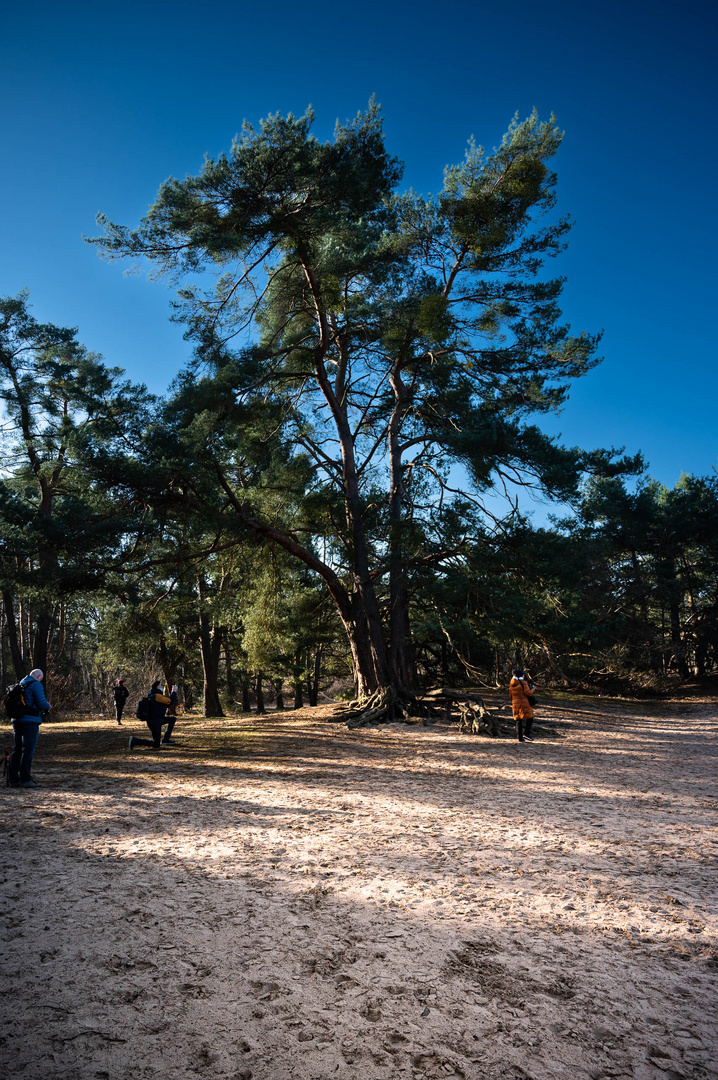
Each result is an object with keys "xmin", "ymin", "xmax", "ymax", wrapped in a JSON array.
[
  {"xmin": 509, "ymin": 668, "xmax": 537, "ymax": 743},
  {"xmin": 113, "ymin": 678, "xmax": 129, "ymax": 725},
  {"xmin": 128, "ymin": 680, "xmax": 171, "ymax": 750},
  {"xmin": 7, "ymin": 668, "xmax": 50, "ymax": 788}
]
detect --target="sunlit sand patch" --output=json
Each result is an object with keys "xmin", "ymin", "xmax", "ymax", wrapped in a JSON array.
[{"xmin": 3, "ymin": 695, "xmax": 716, "ymax": 1079}]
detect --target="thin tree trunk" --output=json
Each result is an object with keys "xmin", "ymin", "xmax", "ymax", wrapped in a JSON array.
[
  {"xmin": 31, "ymin": 608, "xmax": 53, "ymax": 676},
  {"xmin": 31, "ymin": 480, "xmax": 60, "ymax": 676},
  {"xmin": 18, "ymin": 594, "xmax": 27, "ymax": 666},
  {"xmin": 197, "ymin": 576, "xmax": 224, "ymax": 716},
  {"xmin": 308, "ymin": 649, "xmax": 321, "ymax": 707},
  {"xmin": 387, "ymin": 362, "xmax": 419, "ymax": 695},
  {"xmin": 255, "ymin": 673, "xmax": 265, "ymax": 714},
  {"xmin": 293, "ymin": 650, "xmax": 304, "ymax": 709},
  {"xmin": 0, "ymin": 605, "xmax": 5, "ymax": 692},
  {"xmin": 275, "ymin": 678, "xmax": 284, "ymax": 710},
  {"xmin": 2, "ymin": 587, "xmax": 26, "ymax": 680},
  {"xmin": 198, "ymin": 621, "xmax": 224, "ymax": 715},
  {"xmin": 158, "ymin": 633, "xmax": 178, "ymax": 691},
  {"xmin": 658, "ymin": 557, "xmax": 689, "ymax": 679},
  {"xmin": 224, "ymin": 635, "xmax": 236, "ymax": 705},
  {"xmin": 57, "ymin": 602, "xmax": 66, "ymax": 658},
  {"xmin": 669, "ymin": 598, "xmax": 689, "ymax": 679},
  {"xmin": 182, "ymin": 666, "xmax": 194, "ymax": 711}
]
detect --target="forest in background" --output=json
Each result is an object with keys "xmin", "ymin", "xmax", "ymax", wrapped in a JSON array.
[{"xmin": 2, "ymin": 106, "xmax": 717, "ymax": 718}]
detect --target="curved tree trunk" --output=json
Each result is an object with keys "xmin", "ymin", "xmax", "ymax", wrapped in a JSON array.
[
  {"xmin": 224, "ymin": 635, "xmax": 236, "ymax": 705},
  {"xmin": 298, "ymin": 267, "xmax": 390, "ymax": 696},
  {"xmin": 215, "ymin": 462, "xmax": 383, "ymax": 698}
]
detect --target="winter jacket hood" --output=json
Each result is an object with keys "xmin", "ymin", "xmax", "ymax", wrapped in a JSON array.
[{"xmin": 18, "ymin": 675, "xmax": 50, "ymax": 723}]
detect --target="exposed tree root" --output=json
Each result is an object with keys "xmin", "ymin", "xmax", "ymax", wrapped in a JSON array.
[
  {"xmin": 345, "ymin": 686, "xmax": 404, "ymax": 727},
  {"xmin": 344, "ymin": 687, "xmax": 387, "ymax": 714},
  {"xmin": 457, "ymin": 698, "xmax": 502, "ymax": 737},
  {"xmin": 341, "ymin": 685, "xmax": 439, "ymax": 728},
  {"xmin": 341, "ymin": 685, "xmax": 505, "ymax": 732}
]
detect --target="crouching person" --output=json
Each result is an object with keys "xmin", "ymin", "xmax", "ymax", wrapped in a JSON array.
[
  {"xmin": 128, "ymin": 681, "xmax": 171, "ymax": 750},
  {"xmin": 9, "ymin": 668, "xmax": 50, "ymax": 788}
]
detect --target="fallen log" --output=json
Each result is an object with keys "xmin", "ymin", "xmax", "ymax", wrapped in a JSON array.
[{"xmin": 423, "ymin": 688, "xmax": 489, "ymax": 704}]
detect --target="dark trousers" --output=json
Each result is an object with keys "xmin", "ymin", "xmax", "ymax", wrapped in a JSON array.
[
  {"xmin": 115, "ymin": 701, "xmax": 125, "ymax": 723},
  {"xmin": 162, "ymin": 717, "xmax": 176, "ymax": 743},
  {"xmin": 131, "ymin": 717, "xmax": 163, "ymax": 747},
  {"xmin": 9, "ymin": 721, "xmax": 40, "ymax": 783},
  {"xmin": 516, "ymin": 715, "xmax": 534, "ymax": 740}
]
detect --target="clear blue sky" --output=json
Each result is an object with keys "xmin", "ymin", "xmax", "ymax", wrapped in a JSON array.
[{"xmin": 2, "ymin": 0, "xmax": 716, "ymax": 490}]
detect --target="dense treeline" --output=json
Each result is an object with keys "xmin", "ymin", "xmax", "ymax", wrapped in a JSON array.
[{"xmin": 2, "ymin": 107, "xmax": 715, "ymax": 715}]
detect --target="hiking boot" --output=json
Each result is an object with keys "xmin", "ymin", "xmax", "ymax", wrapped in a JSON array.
[
  {"xmin": 518, "ymin": 737, "xmax": 525, "ymax": 742},
  {"xmin": 21, "ymin": 778, "xmax": 40, "ymax": 788},
  {"xmin": 128, "ymin": 736, "xmax": 135, "ymax": 750},
  {"xmin": 523, "ymin": 735, "xmax": 534, "ymax": 742}
]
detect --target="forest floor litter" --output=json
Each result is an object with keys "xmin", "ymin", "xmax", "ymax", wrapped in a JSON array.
[{"xmin": 1, "ymin": 688, "xmax": 716, "ymax": 1080}]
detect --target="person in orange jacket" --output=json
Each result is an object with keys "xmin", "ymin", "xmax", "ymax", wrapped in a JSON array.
[{"xmin": 509, "ymin": 668, "xmax": 536, "ymax": 742}]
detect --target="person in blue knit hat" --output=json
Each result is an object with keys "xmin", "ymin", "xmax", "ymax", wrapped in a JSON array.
[{"xmin": 8, "ymin": 668, "xmax": 50, "ymax": 788}]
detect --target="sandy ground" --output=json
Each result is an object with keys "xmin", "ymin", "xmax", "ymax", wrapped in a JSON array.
[{"xmin": 0, "ymin": 691, "xmax": 716, "ymax": 1080}]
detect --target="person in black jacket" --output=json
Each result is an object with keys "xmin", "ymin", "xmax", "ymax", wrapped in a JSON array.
[
  {"xmin": 113, "ymin": 678, "xmax": 129, "ymax": 725},
  {"xmin": 128, "ymin": 681, "xmax": 171, "ymax": 750}
]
